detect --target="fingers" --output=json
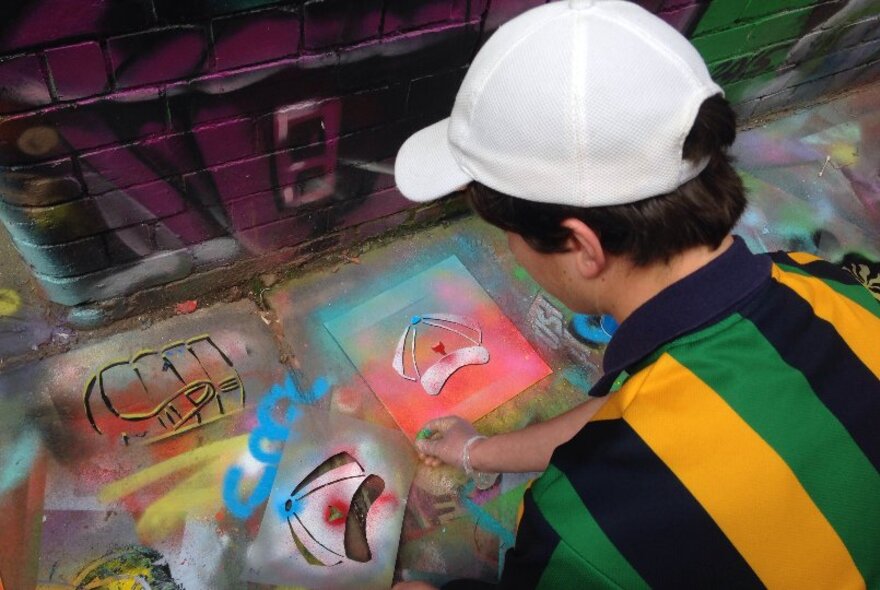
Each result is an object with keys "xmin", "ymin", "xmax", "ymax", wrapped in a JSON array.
[
  {"xmin": 415, "ymin": 415, "xmax": 472, "ymax": 469},
  {"xmin": 414, "ymin": 437, "xmax": 438, "ymax": 456},
  {"xmin": 419, "ymin": 415, "xmax": 463, "ymax": 433},
  {"xmin": 417, "ymin": 452, "xmax": 442, "ymax": 467}
]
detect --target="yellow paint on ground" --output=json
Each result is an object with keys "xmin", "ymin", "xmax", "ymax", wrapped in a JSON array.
[
  {"xmin": 135, "ymin": 447, "xmax": 243, "ymax": 543},
  {"xmin": 0, "ymin": 289, "xmax": 21, "ymax": 317},
  {"xmin": 99, "ymin": 435, "xmax": 248, "ymax": 503}
]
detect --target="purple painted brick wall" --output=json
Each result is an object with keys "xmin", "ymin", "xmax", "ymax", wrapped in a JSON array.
[
  {"xmin": 0, "ymin": 54, "xmax": 52, "ymax": 111},
  {"xmin": 108, "ymin": 27, "xmax": 210, "ymax": 88},
  {"xmin": 384, "ymin": 0, "xmax": 457, "ymax": 33},
  {"xmin": 303, "ymin": 0, "xmax": 383, "ymax": 48},
  {"xmin": 212, "ymin": 9, "xmax": 300, "ymax": 70},
  {"xmin": 0, "ymin": 0, "xmax": 878, "ymax": 308},
  {"xmin": 191, "ymin": 117, "xmax": 259, "ymax": 166},
  {"xmin": 0, "ymin": 0, "xmax": 155, "ymax": 53},
  {"xmin": 45, "ymin": 42, "xmax": 110, "ymax": 101}
]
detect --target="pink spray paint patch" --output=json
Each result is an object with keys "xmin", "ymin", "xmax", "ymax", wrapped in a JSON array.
[{"xmin": 324, "ymin": 256, "xmax": 552, "ymax": 439}]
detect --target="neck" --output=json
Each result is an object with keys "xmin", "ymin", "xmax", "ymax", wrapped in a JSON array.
[{"xmin": 604, "ymin": 235, "xmax": 735, "ymax": 324}]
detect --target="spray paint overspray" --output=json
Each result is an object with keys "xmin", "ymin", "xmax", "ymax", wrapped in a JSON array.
[
  {"xmin": 731, "ymin": 85, "xmax": 880, "ymax": 263},
  {"xmin": 246, "ymin": 408, "xmax": 417, "ymax": 589},
  {"xmin": 268, "ymin": 217, "xmax": 599, "ymax": 583},
  {"xmin": 3, "ymin": 301, "xmax": 292, "ymax": 590},
  {"xmin": 325, "ymin": 256, "xmax": 551, "ymax": 439}
]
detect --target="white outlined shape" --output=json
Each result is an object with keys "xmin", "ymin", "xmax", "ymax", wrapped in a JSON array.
[
  {"xmin": 392, "ymin": 313, "xmax": 490, "ymax": 396},
  {"xmin": 285, "ymin": 460, "xmax": 368, "ymax": 567}
]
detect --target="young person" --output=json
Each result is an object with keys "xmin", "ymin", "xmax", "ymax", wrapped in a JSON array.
[{"xmin": 392, "ymin": 0, "xmax": 880, "ymax": 588}]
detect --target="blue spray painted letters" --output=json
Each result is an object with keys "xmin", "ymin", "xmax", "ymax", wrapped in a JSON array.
[{"xmin": 222, "ymin": 373, "xmax": 330, "ymax": 519}]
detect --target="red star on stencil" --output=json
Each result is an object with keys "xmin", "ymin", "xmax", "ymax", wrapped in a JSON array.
[{"xmin": 431, "ymin": 342, "xmax": 446, "ymax": 355}]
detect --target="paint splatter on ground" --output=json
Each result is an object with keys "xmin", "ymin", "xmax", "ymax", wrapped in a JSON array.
[
  {"xmin": 733, "ymin": 84, "xmax": 880, "ymax": 262},
  {"xmin": 1, "ymin": 84, "xmax": 879, "ymax": 589},
  {"xmin": 0, "ymin": 229, "xmax": 53, "ymax": 363}
]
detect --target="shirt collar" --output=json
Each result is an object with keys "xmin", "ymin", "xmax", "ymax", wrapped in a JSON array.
[{"xmin": 592, "ymin": 236, "xmax": 771, "ymax": 395}]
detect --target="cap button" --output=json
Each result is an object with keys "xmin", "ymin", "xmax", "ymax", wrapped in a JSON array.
[{"xmin": 569, "ymin": 0, "xmax": 598, "ymax": 9}]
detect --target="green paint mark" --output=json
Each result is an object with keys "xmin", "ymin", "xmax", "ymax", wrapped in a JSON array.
[
  {"xmin": 692, "ymin": 25, "xmax": 755, "ymax": 63},
  {"xmin": 512, "ymin": 265, "xmax": 530, "ymax": 282},
  {"xmin": 693, "ymin": 0, "xmax": 748, "ymax": 35},
  {"xmin": 416, "ymin": 428, "xmax": 434, "ymax": 440},
  {"xmin": 721, "ymin": 70, "xmax": 779, "ymax": 104},
  {"xmin": 709, "ymin": 41, "xmax": 793, "ymax": 85},
  {"xmin": 484, "ymin": 481, "xmax": 531, "ymax": 521},
  {"xmin": 739, "ymin": 0, "xmax": 821, "ymax": 22},
  {"xmin": 327, "ymin": 505, "xmax": 344, "ymax": 522},
  {"xmin": 693, "ymin": 6, "xmax": 814, "ymax": 63}
]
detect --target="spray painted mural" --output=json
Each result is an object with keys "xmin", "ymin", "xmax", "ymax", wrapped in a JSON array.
[
  {"xmin": 0, "ymin": 226, "xmax": 591, "ymax": 589},
  {"xmin": 2, "ymin": 82, "xmax": 880, "ymax": 587},
  {"xmin": 0, "ymin": 0, "xmax": 879, "ymax": 308},
  {"xmin": 267, "ymin": 214, "xmax": 606, "ymax": 584},
  {"xmin": 0, "ymin": 301, "xmax": 294, "ymax": 589}
]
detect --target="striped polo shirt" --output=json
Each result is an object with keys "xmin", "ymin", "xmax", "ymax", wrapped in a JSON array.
[{"xmin": 491, "ymin": 237, "xmax": 880, "ymax": 589}]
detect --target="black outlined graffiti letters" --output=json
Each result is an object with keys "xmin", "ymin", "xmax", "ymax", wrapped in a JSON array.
[{"xmin": 83, "ymin": 335, "xmax": 245, "ymax": 445}]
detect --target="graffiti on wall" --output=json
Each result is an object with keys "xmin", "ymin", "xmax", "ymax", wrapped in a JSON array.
[
  {"xmin": 0, "ymin": 0, "xmax": 878, "ymax": 307},
  {"xmin": 0, "ymin": 0, "xmax": 480, "ymax": 306}
]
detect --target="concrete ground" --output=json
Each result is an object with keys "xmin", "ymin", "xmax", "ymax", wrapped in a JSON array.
[{"xmin": 1, "ymin": 83, "xmax": 878, "ymax": 590}]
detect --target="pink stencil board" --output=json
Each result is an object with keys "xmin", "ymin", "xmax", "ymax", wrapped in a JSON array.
[{"xmin": 325, "ymin": 256, "xmax": 552, "ymax": 439}]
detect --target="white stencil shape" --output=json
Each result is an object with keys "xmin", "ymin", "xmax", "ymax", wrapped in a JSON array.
[{"xmin": 392, "ymin": 313, "xmax": 490, "ymax": 396}]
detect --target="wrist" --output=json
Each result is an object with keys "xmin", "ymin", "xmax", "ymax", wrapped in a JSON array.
[
  {"xmin": 461, "ymin": 435, "xmax": 498, "ymax": 490},
  {"xmin": 465, "ymin": 435, "xmax": 489, "ymax": 472},
  {"xmin": 461, "ymin": 435, "xmax": 486, "ymax": 472}
]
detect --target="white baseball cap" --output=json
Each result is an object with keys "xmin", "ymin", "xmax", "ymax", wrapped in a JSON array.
[{"xmin": 394, "ymin": 0, "xmax": 723, "ymax": 207}]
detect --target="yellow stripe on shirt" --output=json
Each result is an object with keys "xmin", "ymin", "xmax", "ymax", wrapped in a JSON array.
[
  {"xmin": 787, "ymin": 251, "xmax": 822, "ymax": 265},
  {"xmin": 622, "ymin": 353, "xmax": 864, "ymax": 589},
  {"xmin": 772, "ymin": 264, "xmax": 880, "ymax": 380},
  {"xmin": 591, "ymin": 366, "xmax": 652, "ymax": 422}
]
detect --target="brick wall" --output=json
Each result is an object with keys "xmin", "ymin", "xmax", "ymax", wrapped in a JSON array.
[{"xmin": 0, "ymin": 0, "xmax": 878, "ymax": 307}]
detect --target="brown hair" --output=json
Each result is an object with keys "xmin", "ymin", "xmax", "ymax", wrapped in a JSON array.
[{"xmin": 467, "ymin": 94, "xmax": 746, "ymax": 266}]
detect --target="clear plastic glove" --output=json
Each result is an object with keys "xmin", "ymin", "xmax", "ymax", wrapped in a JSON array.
[{"xmin": 414, "ymin": 416, "xmax": 479, "ymax": 468}]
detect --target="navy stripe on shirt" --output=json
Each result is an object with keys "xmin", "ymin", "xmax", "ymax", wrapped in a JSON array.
[
  {"xmin": 553, "ymin": 419, "xmax": 764, "ymax": 589},
  {"xmin": 742, "ymin": 279, "xmax": 880, "ymax": 471}
]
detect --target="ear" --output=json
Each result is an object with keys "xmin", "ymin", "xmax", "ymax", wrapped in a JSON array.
[{"xmin": 560, "ymin": 219, "xmax": 606, "ymax": 279}]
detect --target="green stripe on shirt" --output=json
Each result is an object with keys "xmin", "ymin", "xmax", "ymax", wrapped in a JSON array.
[
  {"xmin": 667, "ymin": 315, "xmax": 880, "ymax": 582},
  {"xmin": 532, "ymin": 465, "xmax": 649, "ymax": 589}
]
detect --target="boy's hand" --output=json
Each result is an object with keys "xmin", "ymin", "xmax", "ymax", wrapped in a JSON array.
[{"xmin": 415, "ymin": 416, "xmax": 479, "ymax": 468}]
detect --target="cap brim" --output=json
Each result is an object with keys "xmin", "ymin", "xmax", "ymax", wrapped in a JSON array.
[{"xmin": 394, "ymin": 118, "xmax": 473, "ymax": 202}]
